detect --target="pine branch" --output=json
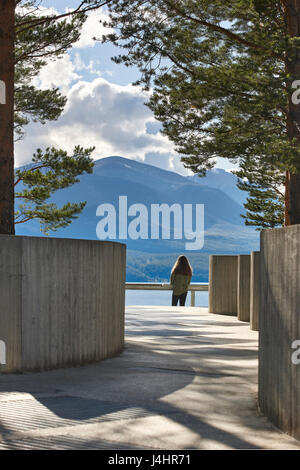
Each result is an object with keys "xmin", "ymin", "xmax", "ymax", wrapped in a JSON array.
[
  {"xmin": 163, "ymin": 0, "xmax": 283, "ymax": 58},
  {"xmin": 16, "ymin": 1, "xmax": 113, "ymax": 35},
  {"xmin": 130, "ymin": 33, "xmax": 195, "ymax": 77}
]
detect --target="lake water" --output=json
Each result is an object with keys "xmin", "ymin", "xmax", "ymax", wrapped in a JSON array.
[{"xmin": 125, "ymin": 289, "xmax": 208, "ymax": 307}]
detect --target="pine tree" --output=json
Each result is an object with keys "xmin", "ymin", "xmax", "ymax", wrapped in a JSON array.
[
  {"xmin": 0, "ymin": 0, "xmax": 111, "ymax": 234},
  {"xmin": 101, "ymin": 0, "xmax": 300, "ymax": 228},
  {"xmin": 15, "ymin": 145, "xmax": 95, "ymax": 234},
  {"xmin": 14, "ymin": 2, "xmax": 90, "ymax": 233}
]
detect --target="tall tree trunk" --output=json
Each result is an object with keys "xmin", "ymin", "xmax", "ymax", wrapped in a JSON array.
[
  {"xmin": 286, "ymin": 0, "xmax": 300, "ymax": 225},
  {"xmin": 0, "ymin": 1, "xmax": 15, "ymax": 234}
]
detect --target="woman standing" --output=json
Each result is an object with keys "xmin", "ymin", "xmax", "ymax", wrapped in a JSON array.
[{"xmin": 170, "ymin": 255, "xmax": 193, "ymax": 306}]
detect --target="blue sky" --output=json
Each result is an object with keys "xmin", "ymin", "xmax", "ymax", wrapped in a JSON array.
[{"xmin": 15, "ymin": 0, "xmax": 236, "ymax": 175}]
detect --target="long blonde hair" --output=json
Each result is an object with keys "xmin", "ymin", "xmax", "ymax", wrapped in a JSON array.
[{"xmin": 171, "ymin": 255, "xmax": 192, "ymax": 277}]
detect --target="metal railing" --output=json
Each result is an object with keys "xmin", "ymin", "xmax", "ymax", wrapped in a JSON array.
[{"xmin": 125, "ymin": 282, "xmax": 209, "ymax": 307}]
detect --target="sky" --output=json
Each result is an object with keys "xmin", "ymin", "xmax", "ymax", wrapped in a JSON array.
[{"xmin": 15, "ymin": 0, "xmax": 236, "ymax": 175}]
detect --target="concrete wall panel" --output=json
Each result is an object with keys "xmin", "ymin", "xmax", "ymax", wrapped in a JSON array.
[
  {"xmin": 209, "ymin": 255, "xmax": 238, "ymax": 315},
  {"xmin": 250, "ymin": 251, "xmax": 260, "ymax": 331},
  {"xmin": 259, "ymin": 226, "xmax": 300, "ymax": 440},
  {"xmin": 237, "ymin": 255, "xmax": 251, "ymax": 322}
]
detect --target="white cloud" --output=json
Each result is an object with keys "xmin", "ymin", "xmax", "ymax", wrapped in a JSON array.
[
  {"xmin": 32, "ymin": 54, "xmax": 81, "ymax": 94},
  {"xmin": 16, "ymin": 4, "xmax": 58, "ymax": 17},
  {"xmin": 143, "ymin": 152, "xmax": 192, "ymax": 176},
  {"xmin": 31, "ymin": 50, "xmax": 111, "ymax": 97},
  {"xmin": 15, "ymin": 77, "xmax": 177, "ymax": 168},
  {"xmin": 73, "ymin": 9, "xmax": 114, "ymax": 49},
  {"xmin": 15, "ymin": 3, "xmax": 187, "ymax": 176}
]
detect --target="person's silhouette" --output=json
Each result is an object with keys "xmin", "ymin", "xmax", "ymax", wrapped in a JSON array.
[{"xmin": 170, "ymin": 255, "xmax": 192, "ymax": 306}]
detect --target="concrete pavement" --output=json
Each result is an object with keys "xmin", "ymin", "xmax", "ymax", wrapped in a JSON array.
[{"xmin": 0, "ymin": 306, "xmax": 299, "ymax": 450}]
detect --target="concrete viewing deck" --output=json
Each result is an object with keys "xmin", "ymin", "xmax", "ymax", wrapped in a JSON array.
[{"xmin": 0, "ymin": 306, "xmax": 299, "ymax": 450}]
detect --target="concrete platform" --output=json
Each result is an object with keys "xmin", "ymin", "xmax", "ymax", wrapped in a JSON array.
[{"xmin": 0, "ymin": 306, "xmax": 299, "ymax": 450}]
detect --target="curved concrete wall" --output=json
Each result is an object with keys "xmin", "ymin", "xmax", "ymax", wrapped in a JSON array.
[
  {"xmin": 0, "ymin": 235, "xmax": 126, "ymax": 373},
  {"xmin": 259, "ymin": 226, "xmax": 300, "ymax": 441}
]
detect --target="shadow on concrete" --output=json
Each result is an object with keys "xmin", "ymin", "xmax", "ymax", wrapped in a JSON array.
[{"xmin": 0, "ymin": 308, "xmax": 278, "ymax": 449}]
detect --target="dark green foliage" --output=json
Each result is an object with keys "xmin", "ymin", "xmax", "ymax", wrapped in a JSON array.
[
  {"xmin": 15, "ymin": 146, "xmax": 95, "ymax": 234},
  {"xmin": 101, "ymin": 0, "xmax": 297, "ymax": 228},
  {"xmin": 234, "ymin": 160, "xmax": 285, "ymax": 228}
]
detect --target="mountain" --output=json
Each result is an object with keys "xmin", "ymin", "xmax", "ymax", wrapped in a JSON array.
[
  {"xmin": 15, "ymin": 156, "xmax": 260, "ymax": 281},
  {"xmin": 93, "ymin": 156, "xmax": 187, "ymax": 192},
  {"xmin": 188, "ymin": 168, "xmax": 247, "ymax": 206}
]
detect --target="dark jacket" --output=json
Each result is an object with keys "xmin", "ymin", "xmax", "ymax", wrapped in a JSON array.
[{"xmin": 170, "ymin": 272, "xmax": 192, "ymax": 296}]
